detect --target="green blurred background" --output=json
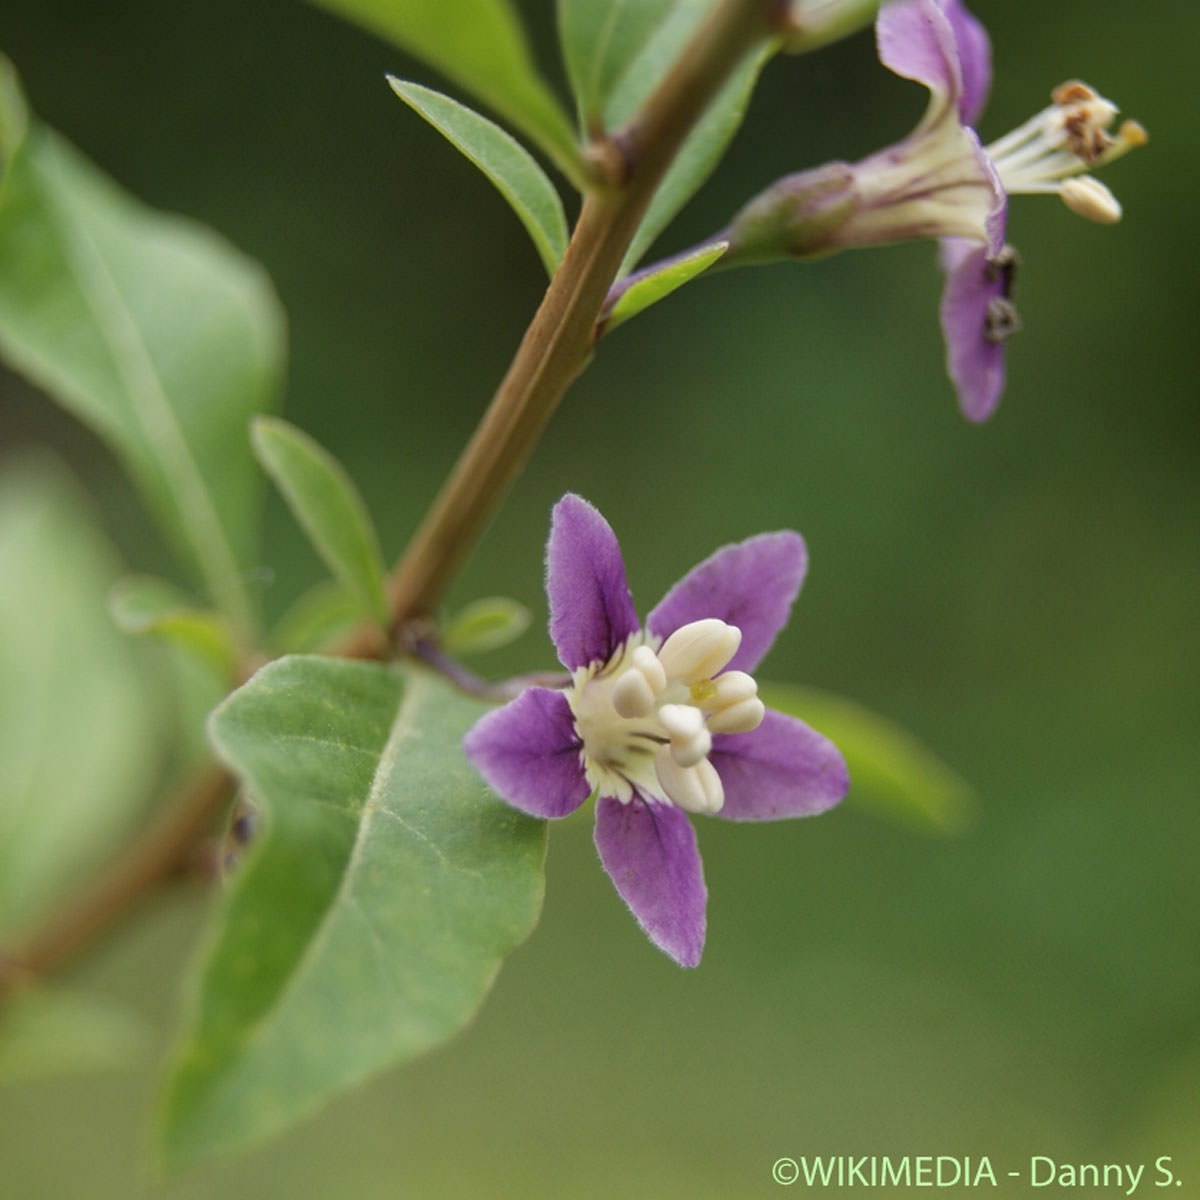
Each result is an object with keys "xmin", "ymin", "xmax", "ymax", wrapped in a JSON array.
[{"xmin": 2, "ymin": 1, "xmax": 1197, "ymax": 1195}]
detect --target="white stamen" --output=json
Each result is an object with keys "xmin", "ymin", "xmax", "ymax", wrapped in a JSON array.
[
  {"xmin": 707, "ymin": 696, "xmax": 766, "ymax": 735},
  {"xmin": 654, "ymin": 748, "xmax": 725, "ymax": 814},
  {"xmin": 630, "ymin": 643, "xmax": 667, "ymax": 694},
  {"xmin": 1059, "ymin": 176, "xmax": 1122, "ymax": 224},
  {"xmin": 612, "ymin": 668, "xmax": 656, "ymax": 718},
  {"xmin": 658, "ymin": 703, "xmax": 712, "ymax": 767},
  {"xmin": 657, "ymin": 619, "xmax": 742, "ymax": 685}
]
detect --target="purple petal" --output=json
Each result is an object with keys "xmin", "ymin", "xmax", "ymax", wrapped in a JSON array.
[
  {"xmin": 940, "ymin": 0, "xmax": 992, "ymax": 125},
  {"xmin": 463, "ymin": 687, "xmax": 589, "ymax": 818},
  {"xmin": 709, "ymin": 709, "xmax": 849, "ymax": 821},
  {"xmin": 593, "ymin": 796, "xmax": 707, "ymax": 967},
  {"xmin": 646, "ymin": 532, "xmax": 807, "ymax": 675},
  {"xmin": 938, "ymin": 240, "xmax": 1011, "ymax": 422},
  {"xmin": 876, "ymin": 0, "xmax": 964, "ymax": 120},
  {"xmin": 546, "ymin": 494, "xmax": 640, "ymax": 671}
]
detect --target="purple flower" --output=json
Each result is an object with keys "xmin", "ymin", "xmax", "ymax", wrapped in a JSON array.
[
  {"xmin": 464, "ymin": 495, "xmax": 848, "ymax": 967},
  {"xmin": 726, "ymin": 0, "xmax": 1145, "ymax": 421}
]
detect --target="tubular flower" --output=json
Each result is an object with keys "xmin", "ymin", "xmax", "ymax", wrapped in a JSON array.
[
  {"xmin": 725, "ymin": 0, "xmax": 1145, "ymax": 421},
  {"xmin": 463, "ymin": 495, "xmax": 848, "ymax": 967}
]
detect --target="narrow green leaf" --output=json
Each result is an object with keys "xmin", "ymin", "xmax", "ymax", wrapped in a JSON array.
[
  {"xmin": 762, "ymin": 684, "xmax": 976, "ymax": 835},
  {"xmin": 109, "ymin": 574, "xmax": 238, "ymax": 681},
  {"xmin": 0, "ymin": 55, "xmax": 28, "ymax": 185},
  {"xmin": 270, "ymin": 580, "xmax": 363, "ymax": 655},
  {"xmin": 389, "ymin": 79, "xmax": 569, "ymax": 276},
  {"xmin": 0, "ymin": 69, "xmax": 285, "ymax": 637},
  {"xmin": 557, "ymin": 0, "xmax": 677, "ymax": 128},
  {"xmin": 620, "ymin": 43, "xmax": 771, "ymax": 273},
  {"xmin": 0, "ymin": 456, "xmax": 158, "ymax": 937},
  {"xmin": 251, "ymin": 417, "xmax": 389, "ymax": 627},
  {"xmin": 309, "ymin": 0, "xmax": 584, "ymax": 187},
  {"xmin": 161, "ymin": 658, "xmax": 546, "ymax": 1168},
  {"xmin": 604, "ymin": 239, "xmax": 727, "ymax": 332},
  {"xmin": 0, "ymin": 987, "xmax": 147, "ymax": 1085},
  {"xmin": 442, "ymin": 595, "xmax": 532, "ymax": 656}
]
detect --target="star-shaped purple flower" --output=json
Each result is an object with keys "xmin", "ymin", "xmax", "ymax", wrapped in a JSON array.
[
  {"xmin": 725, "ymin": 0, "xmax": 1144, "ymax": 422},
  {"xmin": 464, "ymin": 495, "xmax": 848, "ymax": 967}
]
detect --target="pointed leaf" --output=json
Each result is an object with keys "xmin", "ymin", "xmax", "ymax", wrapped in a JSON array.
[
  {"xmin": 620, "ymin": 43, "xmax": 770, "ymax": 272},
  {"xmin": 0, "ymin": 68, "xmax": 285, "ymax": 636},
  {"xmin": 0, "ymin": 457, "xmax": 157, "ymax": 937},
  {"xmin": 0, "ymin": 987, "xmax": 147, "ymax": 1085},
  {"xmin": 389, "ymin": 79, "xmax": 569, "ymax": 275},
  {"xmin": 310, "ymin": 0, "xmax": 584, "ymax": 186},
  {"xmin": 251, "ymin": 417, "xmax": 389, "ymax": 627},
  {"xmin": 557, "ymin": 0, "xmax": 678, "ymax": 129},
  {"xmin": 761, "ymin": 684, "xmax": 976, "ymax": 835},
  {"xmin": 109, "ymin": 574, "xmax": 238, "ymax": 681},
  {"xmin": 270, "ymin": 580, "xmax": 363, "ymax": 655},
  {"xmin": 603, "ymin": 239, "xmax": 727, "ymax": 332},
  {"xmin": 442, "ymin": 595, "xmax": 532, "ymax": 656},
  {"xmin": 161, "ymin": 657, "xmax": 546, "ymax": 1169}
]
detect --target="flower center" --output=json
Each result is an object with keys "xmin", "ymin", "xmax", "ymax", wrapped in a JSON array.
[
  {"xmin": 987, "ymin": 81, "xmax": 1146, "ymax": 223},
  {"xmin": 566, "ymin": 619, "xmax": 766, "ymax": 814}
]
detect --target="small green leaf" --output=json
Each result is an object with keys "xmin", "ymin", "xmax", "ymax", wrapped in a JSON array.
[
  {"xmin": 310, "ymin": 0, "xmax": 584, "ymax": 187},
  {"xmin": 160, "ymin": 658, "xmax": 546, "ymax": 1169},
  {"xmin": 762, "ymin": 684, "xmax": 976, "ymax": 834},
  {"xmin": 109, "ymin": 574, "xmax": 238, "ymax": 681},
  {"xmin": 0, "ymin": 987, "xmax": 147, "ymax": 1085},
  {"xmin": 442, "ymin": 595, "xmax": 532, "ymax": 656},
  {"xmin": 389, "ymin": 79, "xmax": 569, "ymax": 275},
  {"xmin": 0, "ymin": 69, "xmax": 285, "ymax": 638},
  {"xmin": 0, "ymin": 55, "xmax": 28, "ymax": 185},
  {"xmin": 557, "ymin": 0, "xmax": 677, "ymax": 129},
  {"xmin": 603, "ymin": 239, "xmax": 727, "ymax": 332},
  {"xmin": 620, "ymin": 43, "xmax": 771, "ymax": 273},
  {"xmin": 251, "ymin": 417, "xmax": 389, "ymax": 628},
  {"xmin": 0, "ymin": 456, "xmax": 157, "ymax": 937},
  {"xmin": 270, "ymin": 580, "xmax": 363, "ymax": 655}
]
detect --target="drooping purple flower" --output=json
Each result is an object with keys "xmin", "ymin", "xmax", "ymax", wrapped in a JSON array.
[
  {"xmin": 464, "ymin": 495, "xmax": 848, "ymax": 967},
  {"xmin": 725, "ymin": 0, "xmax": 1145, "ymax": 421}
]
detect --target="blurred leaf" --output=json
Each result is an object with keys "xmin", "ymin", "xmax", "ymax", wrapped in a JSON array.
[
  {"xmin": 310, "ymin": 0, "xmax": 584, "ymax": 186},
  {"xmin": 160, "ymin": 658, "xmax": 546, "ymax": 1169},
  {"xmin": 442, "ymin": 595, "xmax": 532, "ymax": 656},
  {"xmin": 388, "ymin": 79, "xmax": 569, "ymax": 275},
  {"xmin": 762, "ymin": 684, "xmax": 976, "ymax": 834},
  {"xmin": 0, "ymin": 457, "xmax": 158, "ymax": 937},
  {"xmin": 604, "ymin": 240, "xmax": 727, "ymax": 332},
  {"xmin": 109, "ymin": 575, "xmax": 238, "ymax": 682},
  {"xmin": 557, "ymin": 0, "xmax": 677, "ymax": 128},
  {"xmin": 251, "ymin": 417, "xmax": 390, "ymax": 628},
  {"xmin": 0, "ymin": 55, "xmax": 28, "ymax": 183},
  {"xmin": 0, "ymin": 68, "xmax": 284, "ymax": 638},
  {"xmin": 619, "ymin": 43, "xmax": 770, "ymax": 273},
  {"xmin": 270, "ymin": 580, "xmax": 363, "ymax": 655},
  {"xmin": 0, "ymin": 987, "xmax": 147, "ymax": 1085}
]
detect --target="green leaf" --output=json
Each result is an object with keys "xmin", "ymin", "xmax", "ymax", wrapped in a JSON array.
[
  {"xmin": 557, "ymin": 0, "xmax": 677, "ymax": 129},
  {"xmin": 0, "ymin": 456, "xmax": 158, "ymax": 937},
  {"xmin": 620, "ymin": 43, "xmax": 771, "ymax": 273},
  {"xmin": 309, "ymin": 0, "xmax": 584, "ymax": 187},
  {"xmin": 762, "ymin": 684, "xmax": 976, "ymax": 835},
  {"xmin": 388, "ymin": 79, "xmax": 569, "ymax": 276},
  {"xmin": 109, "ymin": 574, "xmax": 238, "ymax": 682},
  {"xmin": 442, "ymin": 595, "xmax": 532, "ymax": 656},
  {"xmin": 603, "ymin": 239, "xmax": 727, "ymax": 332},
  {"xmin": 270, "ymin": 580, "xmax": 363, "ymax": 655},
  {"xmin": 0, "ymin": 69, "xmax": 285, "ymax": 638},
  {"xmin": 251, "ymin": 417, "xmax": 389, "ymax": 628},
  {"xmin": 161, "ymin": 657, "xmax": 546, "ymax": 1168},
  {"xmin": 0, "ymin": 55, "xmax": 28, "ymax": 186},
  {"xmin": 0, "ymin": 987, "xmax": 147, "ymax": 1085}
]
